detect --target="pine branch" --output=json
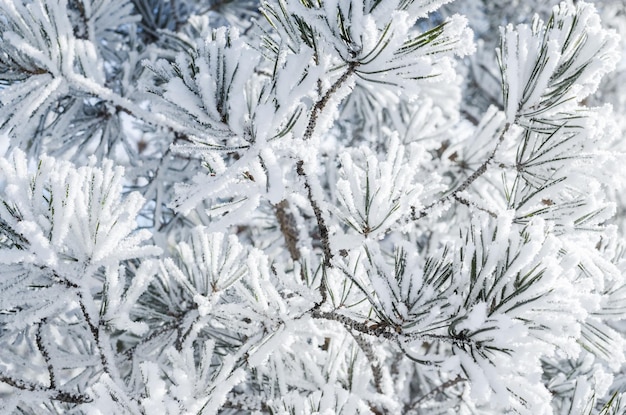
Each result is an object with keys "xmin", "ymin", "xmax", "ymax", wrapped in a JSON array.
[
  {"xmin": 0, "ymin": 0, "xmax": 622, "ymax": 411},
  {"xmin": 35, "ymin": 321, "xmax": 56, "ymax": 389},
  {"xmin": 413, "ymin": 122, "xmax": 511, "ymax": 220},
  {"xmin": 453, "ymin": 193, "xmax": 498, "ymax": 218},
  {"xmin": 0, "ymin": 371, "xmax": 91, "ymax": 404},
  {"xmin": 122, "ymin": 320, "xmax": 179, "ymax": 360},
  {"xmin": 78, "ymin": 292, "xmax": 111, "ymax": 373},
  {"xmin": 78, "ymin": 289, "xmax": 136, "ymax": 402},
  {"xmin": 69, "ymin": 74, "xmax": 186, "ymax": 136},
  {"xmin": 312, "ymin": 308, "xmax": 487, "ymax": 352},
  {"xmin": 303, "ymin": 62, "xmax": 359, "ymax": 141},
  {"xmin": 297, "ymin": 160, "xmax": 333, "ymax": 270},
  {"xmin": 350, "ymin": 331, "xmax": 385, "ymax": 394},
  {"xmin": 404, "ymin": 375, "xmax": 466, "ymax": 410},
  {"xmin": 311, "ymin": 309, "xmax": 397, "ymax": 339},
  {"xmin": 274, "ymin": 199, "xmax": 301, "ymax": 263}
]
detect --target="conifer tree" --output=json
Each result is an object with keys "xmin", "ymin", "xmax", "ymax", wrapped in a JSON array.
[{"xmin": 1, "ymin": 0, "xmax": 626, "ymax": 413}]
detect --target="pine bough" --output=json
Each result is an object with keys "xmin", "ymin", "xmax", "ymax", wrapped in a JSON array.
[{"xmin": 0, "ymin": 0, "xmax": 625, "ymax": 413}]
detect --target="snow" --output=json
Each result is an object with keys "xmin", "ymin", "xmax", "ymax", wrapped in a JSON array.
[{"xmin": 1, "ymin": 0, "xmax": 626, "ymax": 413}]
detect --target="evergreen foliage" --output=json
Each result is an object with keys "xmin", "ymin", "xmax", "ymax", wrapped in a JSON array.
[{"xmin": 1, "ymin": 0, "xmax": 626, "ymax": 413}]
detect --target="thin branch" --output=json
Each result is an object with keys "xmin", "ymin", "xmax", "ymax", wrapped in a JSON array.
[
  {"xmin": 70, "ymin": 74, "xmax": 186, "ymax": 136},
  {"xmin": 405, "ymin": 375, "xmax": 466, "ymax": 409},
  {"xmin": 311, "ymin": 309, "xmax": 480, "ymax": 350},
  {"xmin": 77, "ymin": 291, "xmax": 146, "ymax": 412},
  {"xmin": 0, "ymin": 371, "xmax": 91, "ymax": 404},
  {"xmin": 350, "ymin": 332, "xmax": 385, "ymax": 394},
  {"xmin": 297, "ymin": 160, "xmax": 333, "ymax": 269},
  {"xmin": 122, "ymin": 320, "xmax": 179, "ymax": 360},
  {"xmin": 294, "ymin": 63, "xmax": 361, "ymax": 300},
  {"xmin": 413, "ymin": 122, "xmax": 511, "ymax": 220},
  {"xmin": 303, "ymin": 62, "xmax": 359, "ymax": 141},
  {"xmin": 35, "ymin": 321, "xmax": 56, "ymax": 389},
  {"xmin": 453, "ymin": 193, "xmax": 498, "ymax": 218},
  {"xmin": 78, "ymin": 293, "xmax": 110, "ymax": 373},
  {"xmin": 311, "ymin": 309, "xmax": 396, "ymax": 339},
  {"xmin": 274, "ymin": 199, "xmax": 301, "ymax": 263}
]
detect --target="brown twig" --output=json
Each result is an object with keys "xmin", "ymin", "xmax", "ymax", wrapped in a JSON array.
[
  {"xmin": 303, "ymin": 62, "xmax": 359, "ymax": 141},
  {"xmin": 405, "ymin": 375, "xmax": 466, "ymax": 409},
  {"xmin": 297, "ymin": 161, "xmax": 333, "ymax": 269},
  {"xmin": 0, "ymin": 371, "xmax": 91, "ymax": 404},
  {"xmin": 350, "ymin": 332, "xmax": 385, "ymax": 394},
  {"xmin": 413, "ymin": 122, "xmax": 511, "ymax": 220},
  {"xmin": 453, "ymin": 193, "xmax": 498, "ymax": 218},
  {"xmin": 311, "ymin": 309, "xmax": 395, "ymax": 340},
  {"xmin": 295, "ymin": 63, "xmax": 360, "ymax": 301},
  {"xmin": 35, "ymin": 321, "xmax": 56, "ymax": 389},
  {"xmin": 78, "ymin": 293, "xmax": 110, "ymax": 373},
  {"xmin": 274, "ymin": 200, "xmax": 301, "ymax": 263},
  {"xmin": 311, "ymin": 309, "xmax": 480, "ymax": 351}
]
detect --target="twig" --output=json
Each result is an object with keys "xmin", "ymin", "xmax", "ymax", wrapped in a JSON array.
[
  {"xmin": 453, "ymin": 193, "xmax": 497, "ymax": 218},
  {"xmin": 311, "ymin": 309, "xmax": 395, "ymax": 340},
  {"xmin": 303, "ymin": 62, "xmax": 359, "ymax": 141},
  {"xmin": 35, "ymin": 321, "xmax": 56, "ymax": 389},
  {"xmin": 122, "ymin": 321, "xmax": 179, "ymax": 360},
  {"xmin": 413, "ymin": 122, "xmax": 511, "ymax": 220},
  {"xmin": 296, "ymin": 63, "xmax": 360, "ymax": 299},
  {"xmin": 0, "ymin": 371, "xmax": 91, "ymax": 404},
  {"xmin": 77, "ymin": 291, "xmax": 146, "ymax": 412},
  {"xmin": 350, "ymin": 332, "xmax": 385, "ymax": 394},
  {"xmin": 274, "ymin": 199, "xmax": 301, "ymax": 263},
  {"xmin": 311, "ymin": 309, "xmax": 480, "ymax": 350},
  {"xmin": 274, "ymin": 198, "xmax": 310, "ymax": 283},
  {"xmin": 297, "ymin": 161, "xmax": 333, "ymax": 269},
  {"xmin": 405, "ymin": 375, "xmax": 466, "ymax": 409},
  {"xmin": 78, "ymin": 293, "xmax": 110, "ymax": 373}
]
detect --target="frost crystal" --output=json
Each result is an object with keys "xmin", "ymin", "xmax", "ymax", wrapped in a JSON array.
[{"xmin": 1, "ymin": 0, "xmax": 626, "ymax": 414}]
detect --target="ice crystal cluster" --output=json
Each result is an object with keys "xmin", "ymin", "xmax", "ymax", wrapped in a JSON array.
[{"xmin": 1, "ymin": 0, "xmax": 626, "ymax": 413}]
